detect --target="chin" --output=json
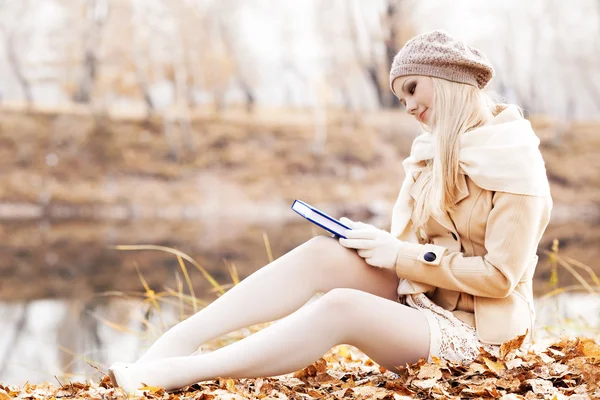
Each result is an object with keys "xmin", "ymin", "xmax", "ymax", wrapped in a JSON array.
[{"xmin": 423, "ymin": 112, "xmax": 433, "ymax": 126}]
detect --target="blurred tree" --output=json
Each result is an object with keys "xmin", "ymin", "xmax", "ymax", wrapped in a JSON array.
[
  {"xmin": 348, "ymin": 0, "xmax": 384, "ymax": 107},
  {"xmin": 316, "ymin": 0, "xmax": 352, "ymax": 110},
  {"xmin": 382, "ymin": 0, "xmax": 415, "ymax": 108},
  {"xmin": 0, "ymin": 0, "xmax": 34, "ymax": 105},
  {"xmin": 73, "ymin": 0, "xmax": 110, "ymax": 103},
  {"xmin": 128, "ymin": 0, "xmax": 158, "ymax": 118},
  {"xmin": 216, "ymin": 2, "xmax": 256, "ymax": 113}
]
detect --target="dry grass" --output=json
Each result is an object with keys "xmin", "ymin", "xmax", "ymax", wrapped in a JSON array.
[
  {"xmin": 60, "ymin": 232, "xmax": 597, "ymax": 381},
  {"xmin": 0, "ymin": 229, "xmax": 598, "ymax": 398}
]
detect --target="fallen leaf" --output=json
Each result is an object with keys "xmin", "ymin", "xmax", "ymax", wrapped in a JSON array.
[
  {"xmin": 496, "ymin": 377, "xmax": 521, "ymax": 391},
  {"xmin": 417, "ymin": 364, "xmax": 442, "ymax": 380},
  {"xmin": 314, "ymin": 358, "xmax": 328, "ymax": 373},
  {"xmin": 578, "ymin": 338, "xmax": 600, "ymax": 358},
  {"xmin": 505, "ymin": 357, "xmax": 524, "ymax": 370},
  {"xmin": 225, "ymin": 379, "xmax": 236, "ymax": 393},
  {"xmin": 483, "ymin": 357, "xmax": 506, "ymax": 374},
  {"xmin": 468, "ymin": 362, "xmax": 487, "ymax": 374},
  {"xmin": 526, "ymin": 378, "xmax": 558, "ymax": 395},
  {"xmin": 538, "ymin": 352, "xmax": 555, "ymax": 364},
  {"xmin": 546, "ymin": 347, "xmax": 566, "ymax": 358},
  {"xmin": 253, "ymin": 378, "xmax": 264, "ymax": 395},
  {"xmin": 337, "ymin": 346, "xmax": 351, "ymax": 360},
  {"xmin": 500, "ymin": 331, "xmax": 528, "ymax": 360},
  {"xmin": 139, "ymin": 385, "xmax": 164, "ymax": 394},
  {"xmin": 499, "ymin": 394, "xmax": 526, "ymax": 399},
  {"xmin": 412, "ymin": 378, "xmax": 437, "ymax": 389}
]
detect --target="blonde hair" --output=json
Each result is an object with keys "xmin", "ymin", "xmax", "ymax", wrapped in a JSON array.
[{"xmin": 412, "ymin": 77, "xmax": 498, "ymax": 239}]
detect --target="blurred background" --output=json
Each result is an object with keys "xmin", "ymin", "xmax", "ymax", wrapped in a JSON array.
[{"xmin": 1, "ymin": 0, "xmax": 599, "ymax": 386}]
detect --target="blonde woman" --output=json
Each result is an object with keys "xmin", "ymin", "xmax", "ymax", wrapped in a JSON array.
[{"xmin": 108, "ymin": 30, "xmax": 552, "ymax": 393}]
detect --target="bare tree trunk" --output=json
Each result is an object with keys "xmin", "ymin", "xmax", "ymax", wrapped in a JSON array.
[
  {"xmin": 4, "ymin": 30, "xmax": 32, "ymax": 105},
  {"xmin": 163, "ymin": 114, "xmax": 178, "ymax": 162},
  {"xmin": 0, "ymin": 0, "xmax": 33, "ymax": 106},
  {"xmin": 172, "ymin": 1, "xmax": 194, "ymax": 154},
  {"xmin": 128, "ymin": 1, "xmax": 155, "ymax": 120},
  {"xmin": 132, "ymin": 33, "xmax": 155, "ymax": 118},
  {"xmin": 217, "ymin": 13, "xmax": 255, "ymax": 112},
  {"xmin": 384, "ymin": 0, "xmax": 402, "ymax": 108},
  {"xmin": 173, "ymin": 60, "xmax": 194, "ymax": 153},
  {"xmin": 184, "ymin": 48, "xmax": 198, "ymax": 108},
  {"xmin": 73, "ymin": 0, "xmax": 109, "ymax": 103},
  {"xmin": 347, "ymin": 0, "xmax": 384, "ymax": 108}
]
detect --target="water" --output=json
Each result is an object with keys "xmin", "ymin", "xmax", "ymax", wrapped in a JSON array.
[
  {"xmin": 2, "ymin": 291, "xmax": 599, "ymax": 386},
  {"xmin": 1, "ymin": 218, "xmax": 599, "ymax": 385},
  {"xmin": 0, "ymin": 217, "xmax": 312, "ymax": 385}
]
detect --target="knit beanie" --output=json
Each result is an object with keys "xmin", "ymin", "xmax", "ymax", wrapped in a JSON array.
[{"xmin": 389, "ymin": 30, "xmax": 494, "ymax": 95}]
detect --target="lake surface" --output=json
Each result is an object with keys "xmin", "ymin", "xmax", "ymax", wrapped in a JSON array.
[
  {"xmin": 2, "ymin": 290, "xmax": 599, "ymax": 386},
  {"xmin": 1, "ymin": 218, "xmax": 599, "ymax": 385}
]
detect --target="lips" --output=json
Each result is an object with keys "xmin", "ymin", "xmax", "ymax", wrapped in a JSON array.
[{"xmin": 419, "ymin": 109, "xmax": 427, "ymax": 122}]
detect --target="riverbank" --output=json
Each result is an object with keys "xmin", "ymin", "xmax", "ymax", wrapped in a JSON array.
[{"xmin": 1, "ymin": 105, "xmax": 599, "ymax": 299}]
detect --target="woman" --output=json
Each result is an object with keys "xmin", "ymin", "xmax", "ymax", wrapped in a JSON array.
[{"xmin": 108, "ymin": 30, "xmax": 552, "ymax": 393}]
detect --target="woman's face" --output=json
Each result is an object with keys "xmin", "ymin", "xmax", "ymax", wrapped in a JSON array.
[{"xmin": 392, "ymin": 75, "xmax": 434, "ymax": 125}]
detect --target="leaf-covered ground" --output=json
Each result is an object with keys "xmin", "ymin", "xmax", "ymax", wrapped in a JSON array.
[{"xmin": 2, "ymin": 335, "xmax": 599, "ymax": 400}]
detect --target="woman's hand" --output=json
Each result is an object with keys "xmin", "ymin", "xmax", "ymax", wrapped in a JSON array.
[{"xmin": 338, "ymin": 217, "xmax": 402, "ymax": 269}]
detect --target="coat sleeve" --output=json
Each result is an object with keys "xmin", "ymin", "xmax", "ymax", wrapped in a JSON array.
[{"xmin": 393, "ymin": 192, "xmax": 552, "ymax": 298}]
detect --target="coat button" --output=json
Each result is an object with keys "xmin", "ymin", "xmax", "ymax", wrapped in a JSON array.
[
  {"xmin": 424, "ymin": 252, "xmax": 436, "ymax": 262},
  {"xmin": 451, "ymin": 232, "xmax": 458, "ymax": 241}
]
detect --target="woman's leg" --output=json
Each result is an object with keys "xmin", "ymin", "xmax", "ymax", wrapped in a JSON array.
[
  {"xmin": 110, "ymin": 288, "xmax": 430, "ymax": 392},
  {"xmin": 135, "ymin": 236, "xmax": 399, "ymax": 363}
]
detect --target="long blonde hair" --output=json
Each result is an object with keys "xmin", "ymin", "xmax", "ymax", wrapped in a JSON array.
[{"xmin": 411, "ymin": 77, "xmax": 498, "ymax": 238}]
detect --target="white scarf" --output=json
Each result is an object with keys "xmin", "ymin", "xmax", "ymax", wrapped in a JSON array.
[{"xmin": 390, "ymin": 104, "xmax": 551, "ymax": 293}]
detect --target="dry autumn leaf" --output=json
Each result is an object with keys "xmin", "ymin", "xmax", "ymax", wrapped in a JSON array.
[
  {"xmin": 468, "ymin": 362, "xmax": 487, "ymax": 374},
  {"xmin": 577, "ymin": 338, "xmax": 600, "ymax": 358},
  {"xmin": 496, "ymin": 377, "xmax": 522, "ymax": 391},
  {"xmin": 3, "ymin": 336, "xmax": 600, "ymax": 399},
  {"xmin": 505, "ymin": 357, "xmax": 524, "ymax": 370},
  {"xmin": 225, "ymin": 378, "xmax": 236, "ymax": 393},
  {"xmin": 417, "ymin": 364, "xmax": 442, "ymax": 380},
  {"xmin": 500, "ymin": 330, "xmax": 528, "ymax": 360},
  {"xmin": 526, "ymin": 378, "xmax": 558, "ymax": 395},
  {"xmin": 483, "ymin": 356, "xmax": 506, "ymax": 374},
  {"xmin": 412, "ymin": 377, "xmax": 438, "ymax": 389},
  {"xmin": 139, "ymin": 385, "xmax": 164, "ymax": 394}
]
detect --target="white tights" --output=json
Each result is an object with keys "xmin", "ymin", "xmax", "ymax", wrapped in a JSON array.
[{"xmin": 109, "ymin": 236, "xmax": 430, "ymax": 392}]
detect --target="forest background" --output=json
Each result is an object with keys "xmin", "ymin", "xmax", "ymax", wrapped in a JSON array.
[{"xmin": 0, "ymin": 0, "xmax": 599, "ymax": 386}]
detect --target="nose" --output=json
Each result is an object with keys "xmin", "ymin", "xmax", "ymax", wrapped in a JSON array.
[{"xmin": 406, "ymin": 101, "xmax": 418, "ymax": 116}]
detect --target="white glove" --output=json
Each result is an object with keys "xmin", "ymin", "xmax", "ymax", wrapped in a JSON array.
[{"xmin": 338, "ymin": 217, "xmax": 402, "ymax": 269}]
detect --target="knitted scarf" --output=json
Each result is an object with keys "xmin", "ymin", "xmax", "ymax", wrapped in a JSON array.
[{"xmin": 390, "ymin": 104, "xmax": 551, "ymax": 294}]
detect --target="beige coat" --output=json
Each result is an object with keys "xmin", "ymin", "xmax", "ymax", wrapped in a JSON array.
[{"xmin": 394, "ymin": 168, "xmax": 553, "ymax": 345}]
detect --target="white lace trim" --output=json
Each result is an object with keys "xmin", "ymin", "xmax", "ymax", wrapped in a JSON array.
[{"xmin": 405, "ymin": 293, "xmax": 498, "ymax": 364}]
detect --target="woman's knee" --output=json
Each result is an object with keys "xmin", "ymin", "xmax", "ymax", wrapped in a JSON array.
[
  {"xmin": 313, "ymin": 288, "xmax": 382, "ymax": 343},
  {"xmin": 314, "ymin": 288, "xmax": 363, "ymax": 319},
  {"xmin": 304, "ymin": 235, "xmax": 341, "ymax": 252},
  {"xmin": 301, "ymin": 236, "xmax": 397, "ymax": 298}
]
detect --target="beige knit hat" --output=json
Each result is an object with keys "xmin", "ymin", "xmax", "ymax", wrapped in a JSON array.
[{"xmin": 389, "ymin": 30, "xmax": 494, "ymax": 95}]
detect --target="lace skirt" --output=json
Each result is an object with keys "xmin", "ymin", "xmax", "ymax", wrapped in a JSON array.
[{"xmin": 402, "ymin": 293, "xmax": 500, "ymax": 364}]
